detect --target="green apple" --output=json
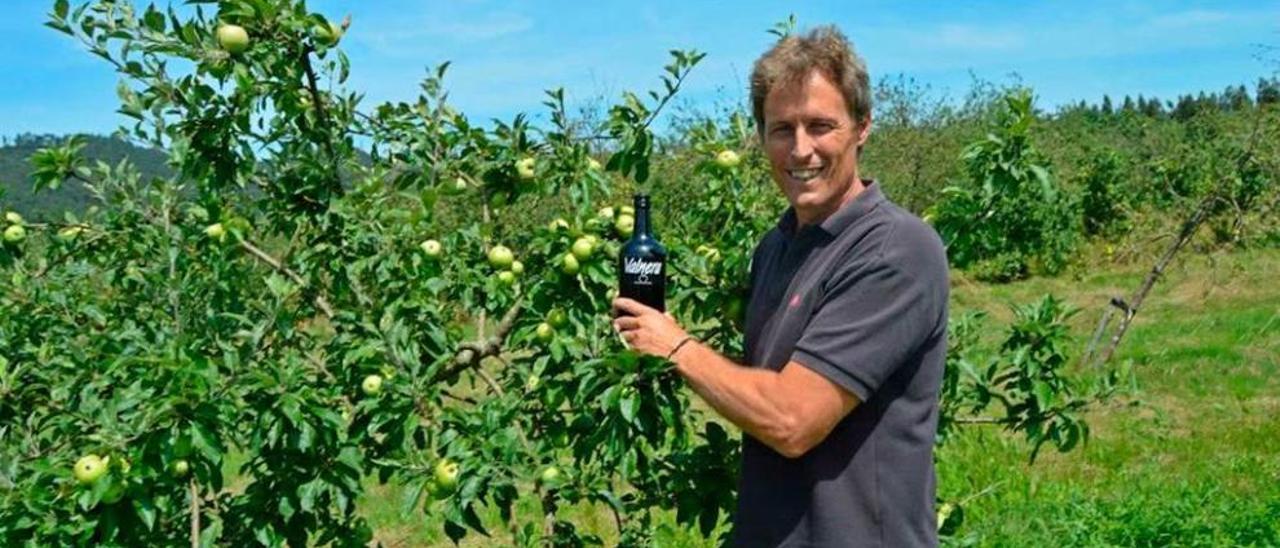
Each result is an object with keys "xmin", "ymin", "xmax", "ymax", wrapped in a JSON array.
[
  {"xmin": 171, "ymin": 459, "xmax": 190, "ymax": 478},
  {"xmin": 614, "ymin": 214, "xmax": 635, "ymax": 238},
  {"xmin": 510, "ymin": 260, "xmax": 524, "ymax": 275},
  {"xmin": 361, "ymin": 374, "xmax": 383, "ymax": 396},
  {"xmin": 525, "ymin": 374, "xmax": 540, "ymax": 391},
  {"xmin": 725, "ymin": 296, "xmax": 746, "ymax": 327},
  {"xmin": 936, "ymin": 502, "xmax": 957, "ymax": 532},
  {"xmin": 539, "ymin": 466, "xmax": 562, "ymax": 486},
  {"xmin": 587, "ymin": 157, "xmax": 602, "ymax": 171},
  {"xmin": 429, "ymin": 480, "xmax": 452, "ymax": 499},
  {"xmin": 571, "ymin": 237, "xmax": 594, "ymax": 261},
  {"xmin": 419, "ymin": 239, "xmax": 442, "ymax": 258},
  {"xmin": 620, "ymin": 205, "xmax": 635, "ymax": 217},
  {"xmin": 696, "ymin": 244, "xmax": 721, "ymax": 262},
  {"xmin": 535, "ymin": 322, "xmax": 555, "ymax": 343},
  {"xmin": 433, "ymin": 458, "xmax": 460, "ymax": 493},
  {"xmin": 515, "ymin": 157, "xmax": 536, "ymax": 181},
  {"xmin": 216, "ymin": 24, "xmax": 250, "ymax": 54},
  {"xmin": 597, "ymin": 206, "xmax": 615, "ymax": 221},
  {"xmin": 73, "ymin": 454, "xmax": 108, "ymax": 485},
  {"xmin": 497, "ymin": 270, "xmax": 517, "ymax": 286},
  {"xmin": 547, "ymin": 308, "xmax": 568, "ymax": 328},
  {"xmin": 314, "ymin": 21, "xmax": 343, "ymax": 46},
  {"xmin": 57, "ymin": 226, "xmax": 83, "ymax": 242},
  {"xmin": 204, "ymin": 223, "xmax": 226, "ymax": 242},
  {"xmin": 225, "ymin": 216, "xmax": 252, "ymax": 235},
  {"xmin": 560, "ymin": 253, "xmax": 580, "ymax": 275},
  {"xmin": 453, "ymin": 177, "xmax": 468, "ymax": 192},
  {"xmin": 4, "ymin": 212, "xmax": 22, "ymax": 225},
  {"xmin": 3, "ymin": 225, "xmax": 25, "ymax": 243},
  {"xmin": 714, "ymin": 149, "xmax": 740, "ymax": 169},
  {"xmin": 487, "ymin": 245, "xmax": 514, "ymax": 270}
]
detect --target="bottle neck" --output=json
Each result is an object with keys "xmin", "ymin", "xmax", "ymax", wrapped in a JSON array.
[{"xmin": 633, "ymin": 195, "xmax": 651, "ymax": 238}]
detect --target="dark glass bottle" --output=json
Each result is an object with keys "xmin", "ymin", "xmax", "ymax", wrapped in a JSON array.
[{"xmin": 618, "ymin": 193, "xmax": 666, "ymax": 312}]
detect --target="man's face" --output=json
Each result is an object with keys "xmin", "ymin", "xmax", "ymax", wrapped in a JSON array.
[{"xmin": 762, "ymin": 70, "xmax": 871, "ymax": 226}]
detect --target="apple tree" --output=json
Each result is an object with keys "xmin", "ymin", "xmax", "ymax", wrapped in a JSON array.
[{"xmin": 0, "ymin": 3, "xmax": 1117, "ymax": 546}]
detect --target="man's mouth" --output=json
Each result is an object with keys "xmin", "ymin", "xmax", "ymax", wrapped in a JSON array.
[{"xmin": 787, "ymin": 166, "xmax": 823, "ymax": 183}]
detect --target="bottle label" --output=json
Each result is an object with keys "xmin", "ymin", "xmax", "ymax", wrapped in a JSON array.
[{"xmin": 623, "ymin": 257, "xmax": 663, "ymax": 285}]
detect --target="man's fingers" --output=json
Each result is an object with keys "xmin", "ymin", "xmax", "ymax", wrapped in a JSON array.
[
  {"xmin": 612, "ymin": 297, "xmax": 652, "ymax": 317},
  {"xmin": 614, "ymin": 316, "xmax": 641, "ymax": 331}
]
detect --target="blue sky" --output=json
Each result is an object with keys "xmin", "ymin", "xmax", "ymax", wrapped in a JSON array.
[{"xmin": 1, "ymin": 1, "xmax": 1277, "ymax": 138}]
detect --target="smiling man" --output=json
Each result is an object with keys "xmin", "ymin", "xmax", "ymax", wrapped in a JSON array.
[{"xmin": 613, "ymin": 26, "xmax": 948, "ymax": 547}]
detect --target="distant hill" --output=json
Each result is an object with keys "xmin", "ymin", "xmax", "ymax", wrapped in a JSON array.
[{"xmin": 0, "ymin": 134, "xmax": 171, "ymax": 220}]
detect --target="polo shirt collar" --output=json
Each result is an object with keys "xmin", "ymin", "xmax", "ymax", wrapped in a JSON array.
[{"xmin": 778, "ymin": 179, "xmax": 884, "ymax": 240}]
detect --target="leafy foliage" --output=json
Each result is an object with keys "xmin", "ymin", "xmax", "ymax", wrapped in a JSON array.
[
  {"xmin": 932, "ymin": 91, "xmax": 1078, "ymax": 282},
  {"xmin": 0, "ymin": 4, "xmax": 1131, "ymax": 546},
  {"xmin": 943, "ymin": 295, "xmax": 1118, "ymax": 463},
  {"xmin": 1079, "ymin": 150, "xmax": 1130, "ymax": 237}
]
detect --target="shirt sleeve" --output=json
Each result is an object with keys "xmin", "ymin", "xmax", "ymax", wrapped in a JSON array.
[{"xmin": 790, "ymin": 250, "xmax": 942, "ymax": 402}]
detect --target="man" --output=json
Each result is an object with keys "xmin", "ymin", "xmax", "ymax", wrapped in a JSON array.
[{"xmin": 612, "ymin": 26, "xmax": 948, "ymax": 547}]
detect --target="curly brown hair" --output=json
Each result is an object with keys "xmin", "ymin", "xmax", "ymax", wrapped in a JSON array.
[{"xmin": 749, "ymin": 25, "xmax": 871, "ymax": 136}]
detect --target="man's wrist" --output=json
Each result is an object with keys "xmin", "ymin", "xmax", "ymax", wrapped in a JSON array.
[{"xmin": 666, "ymin": 335, "xmax": 695, "ymax": 362}]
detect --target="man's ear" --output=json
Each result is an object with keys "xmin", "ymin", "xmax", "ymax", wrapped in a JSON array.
[{"xmin": 856, "ymin": 113, "xmax": 872, "ymax": 147}]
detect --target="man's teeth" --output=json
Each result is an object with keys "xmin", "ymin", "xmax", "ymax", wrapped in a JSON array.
[{"xmin": 788, "ymin": 167, "xmax": 822, "ymax": 181}]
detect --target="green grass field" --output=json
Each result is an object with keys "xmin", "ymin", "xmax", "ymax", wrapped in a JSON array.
[
  {"xmin": 358, "ymin": 247, "xmax": 1280, "ymax": 547},
  {"xmin": 937, "ymin": 247, "xmax": 1280, "ymax": 547}
]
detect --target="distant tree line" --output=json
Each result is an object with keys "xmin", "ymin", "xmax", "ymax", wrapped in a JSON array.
[{"xmin": 1060, "ymin": 77, "xmax": 1280, "ymax": 120}]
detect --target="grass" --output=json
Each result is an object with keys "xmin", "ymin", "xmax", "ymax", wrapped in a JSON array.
[
  {"xmin": 359, "ymin": 247, "xmax": 1280, "ymax": 546},
  {"xmin": 937, "ymin": 247, "xmax": 1280, "ymax": 546}
]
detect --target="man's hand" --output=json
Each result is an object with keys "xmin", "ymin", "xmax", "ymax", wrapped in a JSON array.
[
  {"xmin": 611, "ymin": 298, "xmax": 690, "ymax": 359},
  {"xmin": 613, "ymin": 297, "xmax": 859, "ymax": 458}
]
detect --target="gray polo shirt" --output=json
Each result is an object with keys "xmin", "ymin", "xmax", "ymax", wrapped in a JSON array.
[{"xmin": 734, "ymin": 180, "xmax": 948, "ymax": 547}]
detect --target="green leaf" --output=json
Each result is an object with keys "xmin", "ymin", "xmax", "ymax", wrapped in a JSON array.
[
  {"xmin": 299, "ymin": 479, "xmax": 323, "ymax": 513},
  {"xmin": 462, "ymin": 504, "xmax": 489, "ymax": 536},
  {"xmin": 620, "ymin": 392, "xmax": 639, "ymax": 424},
  {"xmin": 191, "ymin": 423, "xmax": 223, "ymax": 463},
  {"xmin": 699, "ymin": 506, "xmax": 720, "ymax": 537},
  {"xmin": 278, "ymin": 496, "xmax": 296, "ymax": 520},
  {"xmin": 400, "ymin": 480, "xmax": 427, "ymax": 516},
  {"xmin": 1033, "ymin": 380, "xmax": 1054, "ymax": 409},
  {"xmin": 444, "ymin": 519, "xmax": 467, "ymax": 543},
  {"xmin": 133, "ymin": 498, "xmax": 157, "ymax": 530}
]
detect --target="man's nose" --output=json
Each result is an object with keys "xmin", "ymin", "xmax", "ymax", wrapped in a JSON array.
[{"xmin": 790, "ymin": 127, "xmax": 815, "ymax": 160}]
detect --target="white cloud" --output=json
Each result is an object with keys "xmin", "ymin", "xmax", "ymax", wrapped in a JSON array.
[
  {"xmin": 1146, "ymin": 9, "xmax": 1232, "ymax": 30},
  {"xmin": 933, "ymin": 23, "xmax": 1025, "ymax": 51},
  {"xmin": 423, "ymin": 12, "xmax": 533, "ymax": 41},
  {"xmin": 358, "ymin": 11, "xmax": 533, "ymax": 57}
]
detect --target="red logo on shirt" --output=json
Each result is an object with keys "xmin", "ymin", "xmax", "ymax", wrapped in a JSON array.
[{"xmin": 788, "ymin": 294, "xmax": 801, "ymax": 308}]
